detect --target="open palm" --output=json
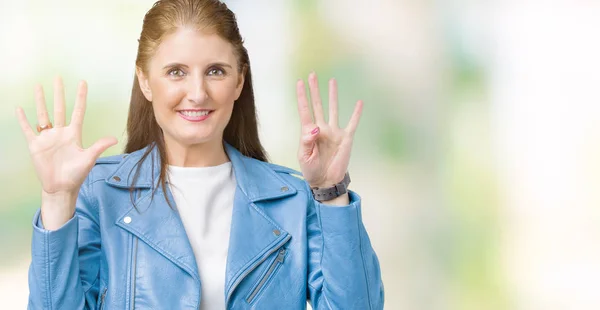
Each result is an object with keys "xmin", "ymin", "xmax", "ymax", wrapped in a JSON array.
[
  {"xmin": 296, "ymin": 72, "xmax": 363, "ymax": 189},
  {"xmin": 16, "ymin": 77, "xmax": 117, "ymax": 195}
]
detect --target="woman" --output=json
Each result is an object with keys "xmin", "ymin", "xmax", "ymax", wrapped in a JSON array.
[{"xmin": 17, "ymin": 0, "xmax": 383, "ymax": 309}]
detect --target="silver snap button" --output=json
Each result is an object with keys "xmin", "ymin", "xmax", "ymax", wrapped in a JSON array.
[
  {"xmin": 280, "ymin": 186, "xmax": 288, "ymax": 192},
  {"xmin": 123, "ymin": 216, "xmax": 132, "ymax": 224}
]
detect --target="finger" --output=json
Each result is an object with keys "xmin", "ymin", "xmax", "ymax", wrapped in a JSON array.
[
  {"xmin": 296, "ymin": 79, "xmax": 313, "ymax": 126},
  {"xmin": 15, "ymin": 107, "xmax": 36, "ymax": 143},
  {"xmin": 34, "ymin": 84, "xmax": 50, "ymax": 127},
  {"xmin": 53, "ymin": 76, "xmax": 66, "ymax": 127},
  {"xmin": 301, "ymin": 125, "xmax": 320, "ymax": 146},
  {"xmin": 308, "ymin": 72, "xmax": 325, "ymax": 124},
  {"xmin": 299, "ymin": 125, "xmax": 320, "ymax": 159},
  {"xmin": 345, "ymin": 100, "xmax": 364, "ymax": 135},
  {"xmin": 328, "ymin": 78, "xmax": 338, "ymax": 128},
  {"xmin": 70, "ymin": 80, "xmax": 87, "ymax": 128},
  {"xmin": 86, "ymin": 136, "xmax": 118, "ymax": 159}
]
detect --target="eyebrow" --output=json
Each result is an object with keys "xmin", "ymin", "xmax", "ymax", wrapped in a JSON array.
[
  {"xmin": 162, "ymin": 63, "xmax": 188, "ymax": 70},
  {"xmin": 210, "ymin": 62, "xmax": 233, "ymax": 69},
  {"xmin": 162, "ymin": 62, "xmax": 233, "ymax": 70}
]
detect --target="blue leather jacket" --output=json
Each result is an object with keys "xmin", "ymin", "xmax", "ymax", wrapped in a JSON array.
[{"xmin": 28, "ymin": 142, "xmax": 384, "ymax": 309}]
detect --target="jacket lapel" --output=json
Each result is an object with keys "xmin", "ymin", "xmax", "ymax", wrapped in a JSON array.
[
  {"xmin": 223, "ymin": 143, "xmax": 298, "ymax": 304},
  {"xmin": 114, "ymin": 186, "xmax": 201, "ymax": 281},
  {"xmin": 106, "ymin": 145, "xmax": 200, "ymax": 281}
]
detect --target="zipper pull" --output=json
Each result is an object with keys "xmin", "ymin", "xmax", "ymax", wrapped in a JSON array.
[
  {"xmin": 100, "ymin": 288, "xmax": 107, "ymax": 310},
  {"xmin": 276, "ymin": 249, "xmax": 286, "ymax": 263}
]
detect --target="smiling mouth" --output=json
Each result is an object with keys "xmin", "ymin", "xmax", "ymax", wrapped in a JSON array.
[
  {"xmin": 179, "ymin": 110, "xmax": 211, "ymax": 117},
  {"xmin": 177, "ymin": 109, "xmax": 214, "ymax": 122}
]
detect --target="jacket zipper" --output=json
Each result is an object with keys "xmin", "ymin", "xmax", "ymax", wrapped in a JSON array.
[
  {"xmin": 100, "ymin": 287, "xmax": 107, "ymax": 310},
  {"xmin": 130, "ymin": 237, "xmax": 138, "ymax": 310},
  {"xmin": 226, "ymin": 234, "xmax": 291, "ymax": 305},
  {"xmin": 129, "ymin": 191, "xmax": 141, "ymax": 310},
  {"xmin": 246, "ymin": 248, "xmax": 287, "ymax": 303}
]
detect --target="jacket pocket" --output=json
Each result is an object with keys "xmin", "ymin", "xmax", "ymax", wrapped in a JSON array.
[
  {"xmin": 245, "ymin": 247, "xmax": 288, "ymax": 304},
  {"xmin": 99, "ymin": 287, "xmax": 108, "ymax": 310}
]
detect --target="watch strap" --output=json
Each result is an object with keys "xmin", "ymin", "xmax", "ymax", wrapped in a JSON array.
[{"xmin": 311, "ymin": 172, "xmax": 351, "ymax": 202}]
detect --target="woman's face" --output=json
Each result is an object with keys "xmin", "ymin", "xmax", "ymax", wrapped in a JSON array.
[{"xmin": 137, "ymin": 28, "xmax": 244, "ymax": 149}]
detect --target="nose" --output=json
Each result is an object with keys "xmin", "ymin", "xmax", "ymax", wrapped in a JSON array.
[{"xmin": 186, "ymin": 74, "xmax": 208, "ymax": 105}]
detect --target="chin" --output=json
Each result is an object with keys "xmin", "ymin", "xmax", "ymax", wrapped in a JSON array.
[
  {"xmin": 177, "ymin": 134, "xmax": 219, "ymax": 147},
  {"xmin": 163, "ymin": 125, "xmax": 224, "ymax": 148}
]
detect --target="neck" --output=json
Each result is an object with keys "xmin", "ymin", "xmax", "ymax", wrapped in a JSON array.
[{"xmin": 164, "ymin": 138, "xmax": 229, "ymax": 167}]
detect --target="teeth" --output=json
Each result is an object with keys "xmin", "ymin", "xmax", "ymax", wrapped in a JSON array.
[{"xmin": 180, "ymin": 110, "xmax": 210, "ymax": 117}]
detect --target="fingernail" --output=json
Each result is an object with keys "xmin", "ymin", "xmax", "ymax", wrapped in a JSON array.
[{"xmin": 311, "ymin": 127, "xmax": 320, "ymax": 135}]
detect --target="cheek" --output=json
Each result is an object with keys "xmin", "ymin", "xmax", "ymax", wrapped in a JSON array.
[
  {"xmin": 209, "ymin": 80, "xmax": 241, "ymax": 105},
  {"xmin": 152, "ymin": 81, "xmax": 185, "ymax": 109}
]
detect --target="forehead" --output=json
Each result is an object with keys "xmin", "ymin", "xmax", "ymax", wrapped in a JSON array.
[{"xmin": 151, "ymin": 27, "xmax": 237, "ymax": 67}]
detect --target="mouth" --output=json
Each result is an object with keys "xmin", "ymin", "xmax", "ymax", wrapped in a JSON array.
[{"xmin": 177, "ymin": 109, "xmax": 214, "ymax": 122}]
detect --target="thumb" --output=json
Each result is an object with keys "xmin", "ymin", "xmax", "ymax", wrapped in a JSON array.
[
  {"xmin": 300, "ymin": 126, "xmax": 319, "ymax": 158},
  {"xmin": 87, "ymin": 136, "xmax": 118, "ymax": 159}
]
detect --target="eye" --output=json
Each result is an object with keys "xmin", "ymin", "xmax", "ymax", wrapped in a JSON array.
[
  {"xmin": 168, "ymin": 68, "xmax": 185, "ymax": 77},
  {"xmin": 207, "ymin": 67, "xmax": 225, "ymax": 76}
]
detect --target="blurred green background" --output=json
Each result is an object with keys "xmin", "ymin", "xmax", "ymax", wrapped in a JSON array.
[{"xmin": 2, "ymin": 1, "xmax": 600, "ymax": 309}]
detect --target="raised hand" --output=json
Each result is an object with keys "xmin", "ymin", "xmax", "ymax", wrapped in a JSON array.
[
  {"xmin": 15, "ymin": 77, "xmax": 117, "ymax": 229},
  {"xmin": 296, "ymin": 72, "xmax": 363, "ymax": 191}
]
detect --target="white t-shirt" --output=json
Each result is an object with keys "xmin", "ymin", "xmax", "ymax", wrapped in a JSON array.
[{"xmin": 167, "ymin": 162, "xmax": 236, "ymax": 310}]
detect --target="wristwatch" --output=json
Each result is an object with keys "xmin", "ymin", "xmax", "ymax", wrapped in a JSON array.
[{"xmin": 311, "ymin": 172, "xmax": 351, "ymax": 202}]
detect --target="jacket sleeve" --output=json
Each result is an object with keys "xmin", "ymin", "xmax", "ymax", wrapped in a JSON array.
[
  {"xmin": 306, "ymin": 184, "xmax": 385, "ymax": 309},
  {"xmin": 28, "ymin": 174, "xmax": 101, "ymax": 310}
]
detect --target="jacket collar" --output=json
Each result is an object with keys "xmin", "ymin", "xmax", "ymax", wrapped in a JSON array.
[{"xmin": 105, "ymin": 141, "xmax": 297, "ymax": 202}]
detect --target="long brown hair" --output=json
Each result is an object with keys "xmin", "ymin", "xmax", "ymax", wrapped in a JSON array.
[{"xmin": 124, "ymin": 0, "xmax": 267, "ymax": 203}]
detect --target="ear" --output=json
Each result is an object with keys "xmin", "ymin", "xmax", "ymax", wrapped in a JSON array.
[
  {"xmin": 136, "ymin": 67, "xmax": 153, "ymax": 102},
  {"xmin": 234, "ymin": 65, "xmax": 246, "ymax": 101}
]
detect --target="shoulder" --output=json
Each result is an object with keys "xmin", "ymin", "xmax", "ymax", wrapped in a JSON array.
[
  {"xmin": 95, "ymin": 153, "xmax": 128, "ymax": 165},
  {"xmin": 88, "ymin": 153, "xmax": 129, "ymax": 183},
  {"xmin": 262, "ymin": 162, "xmax": 310, "ymax": 193}
]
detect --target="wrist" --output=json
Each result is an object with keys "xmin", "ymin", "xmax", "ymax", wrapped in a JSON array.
[
  {"xmin": 42, "ymin": 190, "xmax": 78, "ymax": 205},
  {"xmin": 309, "ymin": 172, "xmax": 348, "ymax": 189},
  {"xmin": 41, "ymin": 190, "xmax": 77, "ymax": 231}
]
